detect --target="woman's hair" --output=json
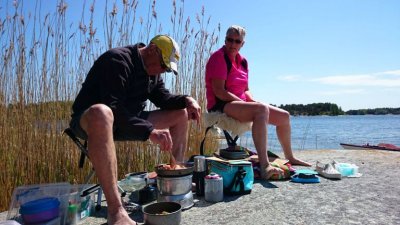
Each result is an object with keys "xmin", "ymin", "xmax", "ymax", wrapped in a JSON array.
[{"xmin": 226, "ymin": 25, "xmax": 246, "ymax": 40}]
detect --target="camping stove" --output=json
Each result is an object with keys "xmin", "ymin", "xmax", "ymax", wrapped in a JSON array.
[{"xmin": 156, "ymin": 174, "xmax": 194, "ymax": 210}]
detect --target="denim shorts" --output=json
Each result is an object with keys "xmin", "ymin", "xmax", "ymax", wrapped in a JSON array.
[{"xmin": 69, "ymin": 110, "xmax": 151, "ymax": 140}]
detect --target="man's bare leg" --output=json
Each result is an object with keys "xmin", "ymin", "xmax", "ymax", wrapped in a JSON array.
[{"xmin": 80, "ymin": 104, "xmax": 136, "ymax": 225}]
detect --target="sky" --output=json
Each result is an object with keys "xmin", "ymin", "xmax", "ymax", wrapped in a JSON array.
[{"xmin": 2, "ymin": 0, "xmax": 400, "ymax": 111}]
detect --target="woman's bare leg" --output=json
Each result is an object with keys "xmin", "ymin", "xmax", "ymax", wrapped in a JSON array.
[
  {"xmin": 267, "ymin": 105, "xmax": 311, "ymax": 166},
  {"xmin": 224, "ymin": 101, "xmax": 283, "ymax": 179}
]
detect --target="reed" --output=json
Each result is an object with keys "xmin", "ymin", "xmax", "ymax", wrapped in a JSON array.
[{"xmin": 0, "ymin": 0, "xmax": 220, "ymax": 211}]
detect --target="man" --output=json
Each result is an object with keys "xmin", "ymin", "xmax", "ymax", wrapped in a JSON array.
[{"xmin": 69, "ymin": 35, "xmax": 201, "ymax": 225}]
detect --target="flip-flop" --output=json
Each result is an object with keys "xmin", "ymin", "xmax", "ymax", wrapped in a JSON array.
[{"xmin": 291, "ymin": 173, "xmax": 320, "ymax": 183}]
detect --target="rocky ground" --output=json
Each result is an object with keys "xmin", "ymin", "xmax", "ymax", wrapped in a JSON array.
[{"xmin": 2, "ymin": 149, "xmax": 400, "ymax": 225}]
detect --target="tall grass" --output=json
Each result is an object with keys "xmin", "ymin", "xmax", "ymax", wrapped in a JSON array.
[{"xmin": 0, "ymin": 0, "xmax": 220, "ymax": 211}]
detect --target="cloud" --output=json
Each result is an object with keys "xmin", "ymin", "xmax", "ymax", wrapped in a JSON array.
[
  {"xmin": 277, "ymin": 75, "xmax": 302, "ymax": 81},
  {"xmin": 311, "ymin": 70, "xmax": 400, "ymax": 87},
  {"xmin": 319, "ymin": 89, "xmax": 365, "ymax": 96}
]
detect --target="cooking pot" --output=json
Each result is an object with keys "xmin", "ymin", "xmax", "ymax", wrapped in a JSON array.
[
  {"xmin": 143, "ymin": 202, "xmax": 182, "ymax": 225},
  {"xmin": 155, "ymin": 163, "xmax": 194, "ymax": 177},
  {"xmin": 157, "ymin": 175, "xmax": 193, "ymax": 195}
]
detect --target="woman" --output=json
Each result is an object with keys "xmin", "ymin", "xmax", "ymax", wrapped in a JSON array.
[{"xmin": 205, "ymin": 25, "xmax": 311, "ymax": 180}]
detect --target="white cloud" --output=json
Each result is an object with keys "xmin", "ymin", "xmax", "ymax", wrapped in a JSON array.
[
  {"xmin": 319, "ymin": 89, "xmax": 365, "ymax": 96},
  {"xmin": 277, "ymin": 75, "xmax": 302, "ymax": 81},
  {"xmin": 311, "ymin": 70, "xmax": 400, "ymax": 87}
]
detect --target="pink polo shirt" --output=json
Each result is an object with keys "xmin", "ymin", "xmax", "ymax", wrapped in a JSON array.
[{"xmin": 205, "ymin": 47, "xmax": 249, "ymax": 110}]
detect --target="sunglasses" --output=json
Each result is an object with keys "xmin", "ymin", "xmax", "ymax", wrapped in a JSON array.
[{"xmin": 226, "ymin": 37, "xmax": 242, "ymax": 44}]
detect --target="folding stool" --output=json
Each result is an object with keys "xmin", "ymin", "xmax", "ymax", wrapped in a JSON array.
[{"xmin": 63, "ymin": 128, "xmax": 126, "ymax": 211}]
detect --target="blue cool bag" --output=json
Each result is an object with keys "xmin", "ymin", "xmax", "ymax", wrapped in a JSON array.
[{"xmin": 209, "ymin": 160, "xmax": 254, "ymax": 195}]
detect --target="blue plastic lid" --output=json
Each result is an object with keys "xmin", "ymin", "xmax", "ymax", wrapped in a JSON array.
[{"xmin": 20, "ymin": 197, "xmax": 60, "ymax": 215}]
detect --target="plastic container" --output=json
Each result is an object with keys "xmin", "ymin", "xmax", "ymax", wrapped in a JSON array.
[
  {"xmin": 7, "ymin": 183, "xmax": 71, "ymax": 224},
  {"xmin": 0, "ymin": 220, "xmax": 22, "ymax": 225},
  {"xmin": 20, "ymin": 197, "xmax": 60, "ymax": 224},
  {"xmin": 67, "ymin": 184, "xmax": 98, "ymax": 224},
  {"xmin": 336, "ymin": 163, "xmax": 359, "ymax": 177}
]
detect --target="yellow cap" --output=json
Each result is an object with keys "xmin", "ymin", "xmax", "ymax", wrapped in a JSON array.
[{"xmin": 150, "ymin": 35, "xmax": 180, "ymax": 75}]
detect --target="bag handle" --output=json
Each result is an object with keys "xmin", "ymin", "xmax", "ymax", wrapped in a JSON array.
[{"xmin": 225, "ymin": 166, "xmax": 247, "ymax": 194}]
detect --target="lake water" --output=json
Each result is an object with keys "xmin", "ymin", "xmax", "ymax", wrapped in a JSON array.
[{"xmin": 236, "ymin": 115, "xmax": 400, "ymax": 151}]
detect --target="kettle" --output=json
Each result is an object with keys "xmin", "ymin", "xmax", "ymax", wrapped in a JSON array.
[{"xmin": 138, "ymin": 179, "xmax": 157, "ymax": 204}]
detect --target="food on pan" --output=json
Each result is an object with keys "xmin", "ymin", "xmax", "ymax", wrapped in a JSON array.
[{"xmin": 157, "ymin": 164, "xmax": 187, "ymax": 170}]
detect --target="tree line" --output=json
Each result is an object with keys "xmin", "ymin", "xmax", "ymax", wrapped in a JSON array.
[
  {"xmin": 276, "ymin": 103, "xmax": 400, "ymax": 116},
  {"xmin": 3, "ymin": 101, "xmax": 399, "ymax": 117}
]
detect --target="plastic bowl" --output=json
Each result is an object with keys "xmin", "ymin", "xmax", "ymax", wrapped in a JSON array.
[{"xmin": 20, "ymin": 197, "xmax": 60, "ymax": 224}]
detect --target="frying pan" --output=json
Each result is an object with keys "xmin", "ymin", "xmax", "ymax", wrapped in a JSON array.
[{"xmin": 155, "ymin": 163, "xmax": 194, "ymax": 177}]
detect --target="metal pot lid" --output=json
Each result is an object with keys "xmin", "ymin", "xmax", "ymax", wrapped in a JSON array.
[{"xmin": 155, "ymin": 163, "xmax": 194, "ymax": 177}]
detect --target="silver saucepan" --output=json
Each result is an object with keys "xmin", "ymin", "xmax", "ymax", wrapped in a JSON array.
[{"xmin": 143, "ymin": 202, "xmax": 182, "ymax": 225}]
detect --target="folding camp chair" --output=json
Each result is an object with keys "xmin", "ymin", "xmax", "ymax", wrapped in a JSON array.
[{"xmin": 63, "ymin": 128, "xmax": 126, "ymax": 211}]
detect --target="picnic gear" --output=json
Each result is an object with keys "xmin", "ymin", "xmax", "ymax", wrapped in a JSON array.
[
  {"xmin": 157, "ymin": 168, "xmax": 194, "ymax": 210},
  {"xmin": 291, "ymin": 173, "xmax": 320, "ymax": 183},
  {"xmin": 315, "ymin": 161, "xmax": 342, "ymax": 180},
  {"xmin": 219, "ymin": 146, "xmax": 249, "ymax": 160},
  {"xmin": 157, "ymin": 175, "xmax": 193, "ymax": 196},
  {"xmin": 209, "ymin": 159, "xmax": 253, "ymax": 195},
  {"xmin": 138, "ymin": 183, "xmax": 157, "ymax": 205},
  {"xmin": 157, "ymin": 191, "xmax": 194, "ymax": 210},
  {"xmin": 295, "ymin": 169, "xmax": 318, "ymax": 175},
  {"xmin": 204, "ymin": 173, "xmax": 224, "ymax": 203},
  {"xmin": 64, "ymin": 128, "xmax": 124, "ymax": 208},
  {"xmin": 155, "ymin": 163, "xmax": 194, "ymax": 177},
  {"xmin": 19, "ymin": 197, "xmax": 60, "ymax": 224},
  {"xmin": 193, "ymin": 156, "xmax": 207, "ymax": 196},
  {"xmin": 142, "ymin": 201, "xmax": 182, "ymax": 225},
  {"xmin": 7, "ymin": 183, "xmax": 71, "ymax": 224},
  {"xmin": 334, "ymin": 162, "xmax": 362, "ymax": 177},
  {"xmin": 291, "ymin": 169, "xmax": 320, "ymax": 183}
]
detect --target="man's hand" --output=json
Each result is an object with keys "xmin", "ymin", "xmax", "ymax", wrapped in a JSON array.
[
  {"xmin": 185, "ymin": 97, "xmax": 201, "ymax": 125},
  {"xmin": 149, "ymin": 129, "xmax": 172, "ymax": 151}
]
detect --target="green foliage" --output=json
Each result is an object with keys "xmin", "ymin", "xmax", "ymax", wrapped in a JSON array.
[
  {"xmin": 279, "ymin": 103, "xmax": 399, "ymax": 116},
  {"xmin": 346, "ymin": 107, "xmax": 400, "ymax": 115},
  {"xmin": 279, "ymin": 103, "xmax": 345, "ymax": 116}
]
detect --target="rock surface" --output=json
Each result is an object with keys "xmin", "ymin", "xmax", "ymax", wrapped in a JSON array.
[{"xmin": 2, "ymin": 149, "xmax": 400, "ymax": 225}]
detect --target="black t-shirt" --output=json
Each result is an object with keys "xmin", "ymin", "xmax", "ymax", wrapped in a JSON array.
[{"xmin": 71, "ymin": 43, "xmax": 187, "ymax": 140}]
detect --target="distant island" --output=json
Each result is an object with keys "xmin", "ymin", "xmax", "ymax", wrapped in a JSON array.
[{"xmin": 275, "ymin": 103, "xmax": 400, "ymax": 116}]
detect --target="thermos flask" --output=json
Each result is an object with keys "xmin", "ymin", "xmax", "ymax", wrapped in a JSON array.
[{"xmin": 193, "ymin": 156, "xmax": 207, "ymax": 196}]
